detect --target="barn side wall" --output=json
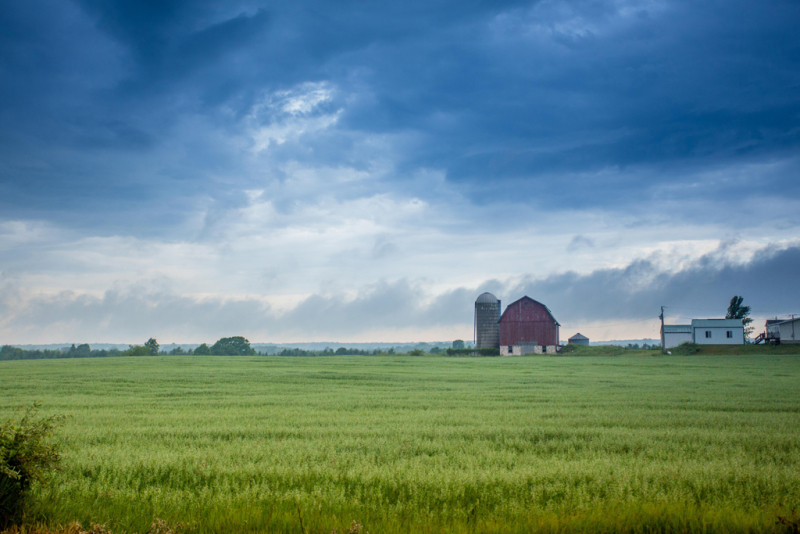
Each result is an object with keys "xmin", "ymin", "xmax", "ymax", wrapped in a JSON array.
[{"xmin": 499, "ymin": 298, "xmax": 559, "ymax": 346}]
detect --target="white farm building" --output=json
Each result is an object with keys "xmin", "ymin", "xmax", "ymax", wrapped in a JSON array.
[
  {"xmin": 662, "ymin": 325, "xmax": 692, "ymax": 348},
  {"xmin": 691, "ymin": 319, "xmax": 744, "ymax": 345},
  {"xmin": 776, "ymin": 317, "xmax": 800, "ymax": 344},
  {"xmin": 661, "ymin": 319, "xmax": 744, "ymax": 348}
]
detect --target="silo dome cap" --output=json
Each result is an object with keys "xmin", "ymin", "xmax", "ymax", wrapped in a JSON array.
[{"xmin": 475, "ymin": 292, "xmax": 499, "ymax": 303}]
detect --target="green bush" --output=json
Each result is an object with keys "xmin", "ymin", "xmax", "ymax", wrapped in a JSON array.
[
  {"xmin": 0, "ymin": 403, "xmax": 65, "ymax": 528},
  {"xmin": 559, "ymin": 344, "xmax": 631, "ymax": 356},
  {"xmin": 670, "ymin": 342, "xmax": 700, "ymax": 355}
]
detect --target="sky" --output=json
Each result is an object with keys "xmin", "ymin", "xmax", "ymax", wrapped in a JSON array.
[{"xmin": 1, "ymin": 0, "xmax": 799, "ymax": 344}]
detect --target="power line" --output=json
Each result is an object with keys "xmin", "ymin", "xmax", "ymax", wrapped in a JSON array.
[
  {"xmin": 569, "ymin": 317, "xmax": 658, "ymax": 329},
  {"xmin": 665, "ymin": 306, "xmax": 800, "ymax": 316}
]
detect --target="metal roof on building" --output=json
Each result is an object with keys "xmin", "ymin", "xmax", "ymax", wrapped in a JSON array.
[
  {"xmin": 568, "ymin": 333, "xmax": 589, "ymax": 340},
  {"xmin": 691, "ymin": 319, "xmax": 744, "ymax": 328},
  {"xmin": 475, "ymin": 292, "xmax": 499, "ymax": 304},
  {"xmin": 663, "ymin": 325, "xmax": 692, "ymax": 333}
]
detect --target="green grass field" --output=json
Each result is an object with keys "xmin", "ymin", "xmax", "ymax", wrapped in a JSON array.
[{"xmin": 2, "ymin": 352, "xmax": 800, "ymax": 533}]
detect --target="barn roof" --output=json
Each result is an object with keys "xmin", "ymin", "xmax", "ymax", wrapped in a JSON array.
[{"xmin": 499, "ymin": 296, "xmax": 560, "ymax": 326}]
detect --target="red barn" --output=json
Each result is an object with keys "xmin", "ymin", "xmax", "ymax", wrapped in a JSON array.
[{"xmin": 499, "ymin": 296, "xmax": 560, "ymax": 347}]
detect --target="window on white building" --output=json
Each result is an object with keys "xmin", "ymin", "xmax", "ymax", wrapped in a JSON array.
[
  {"xmin": 705, "ymin": 331, "xmax": 712, "ymax": 338},
  {"xmin": 726, "ymin": 331, "xmax": 733, "ymax": 338}
]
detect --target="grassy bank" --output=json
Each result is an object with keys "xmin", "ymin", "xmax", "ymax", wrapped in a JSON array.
[
  {"xmin": 563, "ymin": 342, "xmax": 800, "ymax": 356},
  {"xmin": 2, "ymin": 354, "xmax": 800, "ymax": 533}
]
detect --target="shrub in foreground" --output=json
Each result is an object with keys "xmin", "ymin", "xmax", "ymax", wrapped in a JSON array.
[{"xmin": 0, "ymin": 403, "xmax": 65, "ymax": 528}]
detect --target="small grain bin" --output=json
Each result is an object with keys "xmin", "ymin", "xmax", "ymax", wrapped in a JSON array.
[{"xmin": 568, "ymin": 333, "xmax": 589, "ymax": 345}]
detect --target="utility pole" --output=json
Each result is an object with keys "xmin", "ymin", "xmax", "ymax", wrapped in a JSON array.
[{"xmin": 660, "ymin": 306, "xmax": 666, "ymax": 353}]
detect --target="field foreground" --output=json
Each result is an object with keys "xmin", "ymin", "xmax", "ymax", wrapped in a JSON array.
[{"xmin": 2, "ymin": 354, "xmax": 800, "ymax": 533}]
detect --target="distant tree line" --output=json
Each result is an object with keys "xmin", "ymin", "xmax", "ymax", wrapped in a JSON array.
[
  {"xmin": 0, "ymin": 337, "xmax": 449, "ymax": 361},
  {"xmin": 446, "ymin": 348, "xmax": 500, "ymax": 357},
  {"xmin": 0, "ymin": 336, "xmax": 258, "ymax": 361},
  {"xmin": 0, "ymin": 343, "xmax": 124, "ymax": 361}
]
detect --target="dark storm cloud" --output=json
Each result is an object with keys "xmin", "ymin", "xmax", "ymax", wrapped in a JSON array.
[
  {"xmin": 1, "ymin": 0, "xmax": 799, "ymax": 231},
  {"xmin": 510, "ymin": 244, "xmax": 800, "ymax": 323},
  {"xmin": 3, "ymin": 244, "xmax": 797, "ymax": 341}
]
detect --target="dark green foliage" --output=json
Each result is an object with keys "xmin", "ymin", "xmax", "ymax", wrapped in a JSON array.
[
  {"xmin": 776, "ymin": 508, "xmax": 800, "ymax": 534},
  {"xmin": 278, "ymin": 347, "xmax": 374, "ymax": 356},
  {"xmin": 145, "ymin": 339, "xmax": 160, "ymax": 356},
  {"xmin": 276, "ymin": 347, "xmax": 314, "ymax": 356},
  {"xmin": 0, "ymin": 345, "xmax": 123, "ymax": 361},
  {"xmin": 625, "ymin": 343, "xmax": 659, "ymax": 350},
  {"xmin": 0, "ymin": 403, "xmax": 64, "ymax": 528},
  {"xmin": 446, "ymin": 347, "xmax": 499, "ymax": 356},
  {"xmin": 70, "ymin": 344, "xmax": 91, "ymax": 358},
  {"xmin": 407, "ymin": 349, "xmax": 425, "ymax": 356},
  {"xmin": 727, "ymin": 295, "xmax": 754, "ymax": 340},
  {"xmin": 0, "ymin": 346, "xmax": 27, "ymax": 360},
  {"xmin": 559, "ymin": 344, "xmax": 629, "ymax": 356},
  {"xmin": 124, "ymin": 345, "xmax": 151, "ymax": 356},
  {"xmin": 210, "ymin": 337, "xmax": 256, "ymax": 356},
  {"xmin": 452, "ymin": 340, "xmax": 465, "ymax": 349},
  {"xmin": 193, "ymin": 344, "xmax": 211, "ymax": 356},
  {"xmin": 669, "ymin": 342, "xmax": 700, "ymax": 355}
]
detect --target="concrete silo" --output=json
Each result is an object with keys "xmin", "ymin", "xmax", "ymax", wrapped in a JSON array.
[{"xmin": 475, "ymin": 293, "xmax": 501, "ymax": 349}]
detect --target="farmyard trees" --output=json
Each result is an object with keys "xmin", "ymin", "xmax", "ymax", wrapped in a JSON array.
[
  {"xmin": 210, "ymin": 336, "xmax": 256, "ymax": 356},
  {"xmin": 726, "ymin": 296, "xmax": 754, "ymax": 341}
]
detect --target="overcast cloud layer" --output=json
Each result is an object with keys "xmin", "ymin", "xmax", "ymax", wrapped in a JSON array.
[{"xmin": 1, "ymin": 0, "xmax": 799, "ymax": 343}]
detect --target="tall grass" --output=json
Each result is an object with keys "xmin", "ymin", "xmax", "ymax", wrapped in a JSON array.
[{"xmin": 1, "ymin": 354, "xmax": 800, "ymax": 533}]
